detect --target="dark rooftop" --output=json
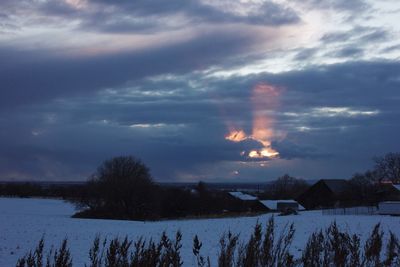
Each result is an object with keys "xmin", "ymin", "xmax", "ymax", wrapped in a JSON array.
[{"xmin": 321, "ymin": 179, "xmax": 350, "ymax": 194}]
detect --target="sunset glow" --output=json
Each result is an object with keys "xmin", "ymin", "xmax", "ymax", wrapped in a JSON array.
[
  {"xmin": 248, "ymin": 148, "xmax": 279, "ymax": 159},
  {"xmin": 225, "ymin": 83, "xmax": 281, "ymax": 160},
  {"xmin": 225, "ymin": 130, "xmax": 247, "ymax": 143},
  {"xmin": 1, "ymin": 0, "xmax": 398, "ymax": 181}
]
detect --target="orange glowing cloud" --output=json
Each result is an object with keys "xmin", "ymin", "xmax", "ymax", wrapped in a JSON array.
[
  {"xmin": 225, "ymin": 82, "xmax": 281, "ymax": 159},
  {"xmin": 225, "ymin": 129, "xmax": 247, "ymax": 142}
]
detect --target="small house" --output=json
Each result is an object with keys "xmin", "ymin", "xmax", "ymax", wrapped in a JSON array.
[
  {"xmin": 260, "ymin": 199, "xmax": 305, "ymax": 212},
  {"xmin": 227, "ymin": 191, "xmax": 269, "ymax": 212},
  {"xmin": 376, "ymin": 183, "xmax": 400, "ymax": 202},
  {"xmin": 297, "ymin": 179, "xmax": 352, "ymax": 209},
  {"xmin": 378, "ymin": 201, "xmax": 400, "ymax": 215},
  {"xmin": 228, "ymin": 191, "xmax": 258, "ymax": 201}
]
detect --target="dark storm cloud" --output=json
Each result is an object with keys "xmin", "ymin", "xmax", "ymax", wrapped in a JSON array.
[
  {"xmin": 382, "ymin": 44, "xmax": 400, "ymax": 53},
  {"xmin": 86, "ymin": 0, "xmax": 299, "ymax": 30},
  {"xmin": 0, "ymin": 110, "xmax": 253, "ymax": 180},
  {"xmin": 320, "ymin": 32, "xmax": 354, "ymax": 43},
  {"xmin": 332, "ymin": 47, "xmax": 364, "ymax": 58},
  {"xmin": 360, "ymin": 30, "xmax": 388, "ymax": 43},
  {"xmin": 1, "ymin": 0, "xmax": 399, "ymax": 182},
  {"xmin": 294, "ymin": 48, "xmax": 319, "ymax": 61},
  {"xmin": 0, "ymin": 29, "xmax": 256, "ymax": 109},
  {"xmin": 0, "ymin": 15, "xmax": 19, "ymax": 33},
  {"xmin": 1, "ymin": 59, "xmax": 399, "ymax": 180},
  {"xmin": 273, "ymin": 139, "xmax": 330, "ymax": 160},
  {"xmin": 206, "ymin": 60, "xmax": 400, "ymax": 166},
  {"xmin": 320, "ymin": 27, "xmax": 388, "ymax": 45},
  {"xmin": 80, "ymin": 1, "xmax": 300, "ymax": 33},
  {"xmin": 266, "ymin": 60, "xmax": 400, "ymax": 108},
  {"xmin": 296, "ymin": 0, "xmax": 368, "ymax": 12},
  {"xmin": 1, "ymin": 0, "xmax": 300, "ymax": 34}
]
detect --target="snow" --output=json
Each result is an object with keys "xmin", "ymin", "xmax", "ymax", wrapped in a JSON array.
[
  {"xmin": 392, "ymin": 184, "xmax": 400, "ymax": 191},
  {"xmin": 228, "ymin": 191, "xmax": 258, "ymax": 200},
  {"xmin": 378, "ymin": 201, "xmax": 400, "ymax": 215},
  {"xmin": 260, "ymin": 200, "xmax": 305, "ymax": 210},
  {"xmin": 1, "ymin": 197, "xmax": 400, "ymax": 266}
]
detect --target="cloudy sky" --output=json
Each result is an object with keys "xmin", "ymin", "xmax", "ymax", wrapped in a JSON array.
[{"xmin": 1, "ymin": 0, "xmax": 399, "ymax": 182}]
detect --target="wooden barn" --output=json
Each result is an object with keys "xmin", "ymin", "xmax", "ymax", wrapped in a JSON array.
[
  {"xmin": 376, "ymin": 183, "xmax": 400, "ymax": 202},
  {"xmin": 260, "ymin": 199, "xmax": 305, "ymax": 212},
  {"xmin": 378, "ymin": 201, "xmax": 400, "ymax": 215},
  {"xmin": 296, "ymin": 179, "xmax": 351, "ymax": 209},
  {"xmin": 227, "ymin": 191, "xmax": 270, "ymax": 212}
]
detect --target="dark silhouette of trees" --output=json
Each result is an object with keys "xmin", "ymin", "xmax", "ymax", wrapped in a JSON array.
[
  {"xmin": 0, "ymin": 182, "xmax": 44, "ymax": 197},
  {"xmin": 348, "ymin": 152, "xmax": 400, "ymax": 205},
  {"xmin": 0, "ymin": 182, "xmax": 87, "ymax": 199},
  {"xmin": 348, "ymin": 171, "xmax": 380, "ymax": 205},
  {"xmin": 374, "ymin": 152, "xmax": 400, "ymax": 183},
  {"xmin": 77, "ymin": 156, "xmax": 158, "ymax": 220},
  {"xmin": 74, "ymin": 157, "xmax": 265, "ymax": 220},
  {"xmin": 264, "ymin": 174, "xmax": 309, "ymax": 199}
]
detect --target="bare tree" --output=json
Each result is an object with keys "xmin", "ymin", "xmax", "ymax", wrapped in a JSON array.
[
  {"xmin": 81, "ymin": 156, "xmax": 158, "ymax": 219},
  {"xmin": 349, "ymin": 171, "xmax": 380, "ymax": 205},
  {"xmin": 374, "ymin": 152, "xmax": 400, "ymax": 183},
  {"xmin": 265, "ymin": 174, "xmax": 309, "ymax": 199}
]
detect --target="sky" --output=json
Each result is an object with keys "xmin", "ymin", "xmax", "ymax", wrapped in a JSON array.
[{"xmin": 0, "ymin": 0, "xmax": 400, "ymax": 182}]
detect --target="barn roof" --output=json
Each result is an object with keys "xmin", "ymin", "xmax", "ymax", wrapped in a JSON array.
[
  {"xmin": 392, "ymin": 184, "xmax": 400, "ymax": 191},
  {"xmin": 321, "ymin": 179, "xmax": 350, "ymax": 194},
  {"xmin": 260, "ymin": 200, "xmax": 305, "ymax": 210},
  {"xmin": 228, "ymin": 191, "xmax": 258, "ymax": 201}
]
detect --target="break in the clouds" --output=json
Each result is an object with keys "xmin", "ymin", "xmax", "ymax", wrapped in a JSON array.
[{"xmin": 0, "ymin": 0, "xmax": 399, "ymax": 182}]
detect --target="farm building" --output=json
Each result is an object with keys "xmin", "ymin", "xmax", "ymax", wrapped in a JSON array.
[
  {"xmin": 228, "ymin": 191, "xmax": 258, "ymax": 201},
  {"xmin": 376, "ymin": 183, "xmax": 400, "ymax": 201},
  {"xmin": 260, "ymin": 199, "xmax": 305, "ymax": 212},
  {"xmin": 377, "ymin": 201, "xmax": 400, "ymax": 215},
  {"xmin": 227, "ymin": 191, "xmax": 270, "ymax": 212},
  {"xmin": 297, "ymin": 179, "xmax": 352, "ymax": 209}
]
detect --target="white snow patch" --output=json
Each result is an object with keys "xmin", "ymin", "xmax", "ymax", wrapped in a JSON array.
[
  {"xmin": 392, "ymin": 184, "xmax": 400, "ymax": 191},
  {"xmin": 260, "ymin": 200, "xmax": 305, "ymax": 210},
  {"xmin": 1, "ymin": 197, "xmax": 400, "ymax": 266},
  {"xmin": 228, "ymin": 191, "xmax": 258, "ymax": 201}
]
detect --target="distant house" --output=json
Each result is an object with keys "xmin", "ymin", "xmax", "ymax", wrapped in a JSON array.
[
  {"xmin": 297, "ymin": 179, "xmax": 351, "ymax": 209},
  {"xmin": 378, "ymin": 201, "xmax": 400, "ymax": 215},
  {"xmin": 227, "ymin": 191, "xmax": 269, "ymax": 212},
  {"xmin": 260, "ymin": 199, "xmax": 305, "ymax": 212},
  {"xmin": 393, "ymin": 184, "xmax": 400, "ymax": 191},
  {"xmin": 376, "ymin": 182, "xmax": 400, "ymax": 202},
  {"xmin": 228, "ymin": 191, "xmax": 258, "ymax": 201}
]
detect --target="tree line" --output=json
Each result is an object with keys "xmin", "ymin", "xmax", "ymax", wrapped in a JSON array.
[
  {"xmin": 348, "ymin": 152, "xmax": 400, "ymax": 205},
  {"xmin": 0, "ymin": 182, "xmax": 86, "ymax": 199},
  {"xmin": 2, "ymin": 152, "xmax": 400, "ymax": 219},
  {"xmin": 72, "ymin": 156, "xmax": 265, "ymax": 220},
  {"xmin": 263, "ymin": 152, "xmax": 400, "ymax": 207}
]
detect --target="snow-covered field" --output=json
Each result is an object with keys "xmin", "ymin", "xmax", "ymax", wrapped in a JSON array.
[{"xmin": 1, "ymin": 197, "xmax": 400, "ymax": 266}]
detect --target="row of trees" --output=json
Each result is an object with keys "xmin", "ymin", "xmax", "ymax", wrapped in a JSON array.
[
  {"xmin": 73, "ymin": 156, "xmax": 261, "ymax": 220},
  {"xmin": 77, "ymin": 156, "xmax": 158, "ymax": 219},
  {"xmin": 262, "ymin": 174, "xmax": 309, "ymax": 200},
  {"xmin": 348, "ymin": 152, "xmax": 400, "ymax": 205},
  {"xmin": 262, "ymin": 152, "xmax": 400, "ymax": 206},
  {"xmin": 0, "ymin": 182, "xmax": 86, "ymax": 199},
  {"xmin": 3, "ymin": 152, "xmax": 399, "ymax": 219},
  {"xmin": 351, "ymin": 152, "xmax": 400, "ymax": 187}
]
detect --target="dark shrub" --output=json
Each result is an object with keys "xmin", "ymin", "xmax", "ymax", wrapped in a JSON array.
[{"xmin": 75, "ymin": 156, "xmax": 158, "ymax": 220}]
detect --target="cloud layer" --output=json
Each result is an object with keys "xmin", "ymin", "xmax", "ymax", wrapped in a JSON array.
[{"xmin": 0, "ymin": 0, "xmax": 399, "ymax": 181}]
